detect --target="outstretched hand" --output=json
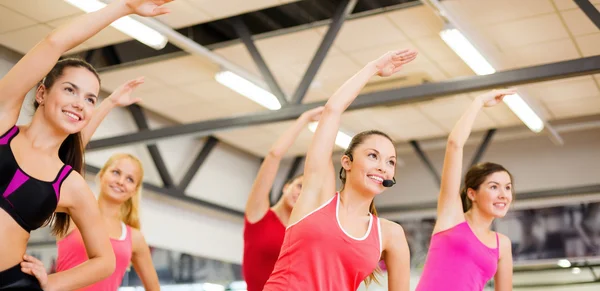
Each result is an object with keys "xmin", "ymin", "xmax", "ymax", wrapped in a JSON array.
[
  {"xmin": 107, "ymin": 77, "xmax": 145, "ymax": 107},
  {"xmin": 124, "ymin": 0, "xmax": 174, "ymax": 17},
  {"xmin": 300, "ymin": 106, "xmax": 324, "ymax": 123},
  {"xmin": 21, "ymin": 254, "xmax": 50, "ymax": 290},
  {"xmin": 477, "ymin": 89, "xmax": 517, "ymax": 107},
  {"xmin": 372, "ymin": 49, "xmax": 418, "ymax": 77}
]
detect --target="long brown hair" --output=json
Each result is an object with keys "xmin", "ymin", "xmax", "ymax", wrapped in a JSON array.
[
  {"xmin": 460, "ymin": 162, "xmax": 514, "ymax": 212},
  {"xmin": 98, "ymin": 153, "xmax": 145, "ymax": 229},
  {"xmin": 36, "ymin": 58, "xmax": 100, "ymax": 237},
  {"xmin": 338, "ymin": 130, "xmax": 395, "ymax": 286}
]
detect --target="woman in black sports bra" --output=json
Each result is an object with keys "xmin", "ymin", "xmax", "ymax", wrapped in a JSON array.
[{"xmin": 0, "ymin": 1, "xmax": 173, "ymax": 290}]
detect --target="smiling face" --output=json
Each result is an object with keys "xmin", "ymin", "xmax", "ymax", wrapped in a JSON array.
[
  {"xmin": 462, "ymin": 162, "xmax": 515, "ymax": 218},
  {"xmin": 279, "ymin": 175, "xmax": 303, "ymax": 209},
  {"xmin": 34, "ymin": 60, "xmax": 100, "ymax": 134},
  {"xmin": 99, "ymin": 157, "xmax": 143, "ymax": 205},
  {"xmin": 341, "ymin": 131, "xmax": 397, "ymax": 197},
  {"xmin": 468, "ymin": 171, "xmax": 513, "ymax": 218}
]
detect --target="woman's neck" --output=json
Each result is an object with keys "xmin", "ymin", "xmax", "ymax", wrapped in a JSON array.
[
  {"xmin": 26, "ymin": 113, "xmax": 69, "ymax": 154},
  {"xmin": 339, "ymin": 185, "xmax": 372, "ymax": 216},
  {"xmin": 271, "ymin": 200, "xmax": 293, "ymax": 225},
  {"xmin": 98, "ymin": 195, "xmax": 122, "ymax": 223},
  {"xmin": 465, "ymin": 207, "xmax": 495, "ymax": 233}
]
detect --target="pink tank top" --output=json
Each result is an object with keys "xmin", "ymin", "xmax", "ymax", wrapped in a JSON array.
[
  {"xmin": 56, "ymin": 222, "xmax": 133, "ymax": 291},
  {"xmin": 416, "ymin": 221, "xmax": 499, "ymax": 291},
  {"xmin": 263, "ymin": 193, "xmax": 382, "ymax": 291}
]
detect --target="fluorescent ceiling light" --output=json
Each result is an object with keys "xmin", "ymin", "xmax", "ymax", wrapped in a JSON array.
[
  {"xmin": 64, "ymin": 0, "xmax": 168, "ymax": 50},
  {"xmin": 215, "ymin": 71, "xmax": 282, "ymax": 110},
  {"xmin": 439, "ymin": 28, "xmax": 495, "ymax": 76},
  {"xmin": 308, "ymin": 121, "xmax": 352, "ymax": 149},
  {"xmin": 503, "ymin": 93, "xmax": 544, "ymax": 133},
  {"xmin": 557, "ymin": 259, "xmax": 571, "ymax": 268},
  {"xmin": 572, "ymin": 267, "xmax": 581, "ymax": 274},
  {"xmin": 440, "ymin": 26, "xmax": 544, "ymax": 132}
]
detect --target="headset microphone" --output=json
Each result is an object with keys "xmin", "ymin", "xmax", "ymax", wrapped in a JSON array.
[{"xmin": 382, "ymin": 178, "xmax": 396, "ymax": 188}]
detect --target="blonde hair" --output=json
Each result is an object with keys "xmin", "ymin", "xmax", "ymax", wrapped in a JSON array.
[{"xmin": 98, "ymin": 153, "xmax": 144, "ymax": 230}]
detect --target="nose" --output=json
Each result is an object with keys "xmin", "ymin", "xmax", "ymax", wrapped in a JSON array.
[{"xmin": 72, "ymin": 101, "xmax": 83, "ymax": 111}]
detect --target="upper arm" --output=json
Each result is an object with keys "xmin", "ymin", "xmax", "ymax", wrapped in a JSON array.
[
  {"xmin": 317, "ymin": 158, "xmax": 337, "ymax": 205},
  {"xmin": 131, "ymin": 228, "xmax": 160, "ymax": 291},
  {"xmin": 434, "ymin": 142, "xmax": 466, "ymax": 233},
  {"xmin": 494, "ymin": 234, "xmax": 513, "ymax": 291},
  {"xmin": 0, "ymin": 39, "xmax": 61, "ymax": 125},
  {"xmin": 57, "ymin": 173, "xmax": 113, "ymax": 261},
  {"xmin": 245, "ymin": 153, "xmax": 282, "ymax": 223},
  {"xmin": 382, "ymin": 219, "xmax": 411, "ymax": 291}
]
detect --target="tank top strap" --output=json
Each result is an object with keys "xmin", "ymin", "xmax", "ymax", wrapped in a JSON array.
[
  {"xmin": 0, "ymin": 125, "xmax": 18, "ymax": 145},
  {"xmin": 495, "ymin": 231, "xmax": 500, "ymax": 258},
  {"xmin": 52, "ymin": 165, "xmax": 73, "ymax": 201}
]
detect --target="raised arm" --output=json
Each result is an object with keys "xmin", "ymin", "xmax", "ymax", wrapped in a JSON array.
[
  {"xmin": 0, "ymin": 1, "xmax": 170, "ymax": 130},
  {"xmin": 434, "ymin": 89, "xmax": 516, "ymax": 233},
  {"xmin": 130, "ymin": 228, "xmax": 161, "ymax": 291},
  {"xmin": 290, "ymin": 49, "xmax": 417, "ymax": 223},
  {"xmin": 244, "ymin": 106, "xmax": 323, "ymax": 223},
  {"xmin": 50, "ymin": 174, "xmax": 116, "ymax": 291},
  {"xmin": 81, "ymin": 77, "xmax": 144, "ymax": 146}
]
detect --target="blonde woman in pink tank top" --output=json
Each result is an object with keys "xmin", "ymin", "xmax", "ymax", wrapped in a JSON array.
[
  {"xmin": 55, "ymin": 153, "xmax": 160, "ymax": 291},
  {"xmin": 416, "ymin": 90, "xmax": 517, "ymax": 291}
]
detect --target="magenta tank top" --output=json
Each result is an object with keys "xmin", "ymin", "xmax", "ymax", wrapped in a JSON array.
[
  {"xmin": 416, "ymin": 221, "xmax": 499, "ymax": 291},
  {"xmin": 56, "ymin": 222, "xmax": 133, "ymax": 291}
]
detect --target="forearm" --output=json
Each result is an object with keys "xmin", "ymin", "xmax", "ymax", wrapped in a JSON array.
[
  {"xmin": 47, "ymin": 256, "xmax": 115, "ymax": 291},
  {"xmin": 46, "ymin": 1, "xmax": 130, "ymax": 52},
  {"xmin": 82, "ymin": 98, "xmax": 117, "ymax": 146},
  {"xmin": 448, "ymin": 98, "xmax": 484, "ymax": 148},
  {"xmin": 325, "ymin": 62, "xmax": 378, "ymax": 113}
]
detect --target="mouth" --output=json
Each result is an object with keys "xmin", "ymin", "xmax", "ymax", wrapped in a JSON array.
[
  {"xmin": 63, "ymin": 110, "xmax": 82, "ymax": 121},
  {"xmin": 493, "ymin": 202, "xmax": 507, "ymax": 210},
  {"xmin": 109, "ymin": 185, "xmax": 124, "ymax": 193},
  {"xmin": 367, "ymin": 174, "xmax": 384, "ymax": 184}
]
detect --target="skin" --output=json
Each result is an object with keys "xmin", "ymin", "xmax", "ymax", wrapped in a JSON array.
[
  {"xmin": 434, "ymin": 89, "xmax": 517, "ymax": 291},
  {"xmin": 292, "ymin": 49, "xmax": 418, "ymax": 291},
  {"xmin": 0, "ymin": 1, "xmax": 172, "ymax": 290},
  {"xmin": 244, "ymin": 106, "xmax": 323, "ymax": 226}
]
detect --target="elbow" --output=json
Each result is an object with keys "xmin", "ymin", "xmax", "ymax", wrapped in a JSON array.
[
  {"xmin": 97, "ymin": 253, "xmax": 116, "ymax": 280},
  {"xmin": 446, "ymin": 139, "xmax": 463, "ymax": 150},
  {"xmin": 266, "ymin": 149, "xmax": 284, "ymax": 160}
]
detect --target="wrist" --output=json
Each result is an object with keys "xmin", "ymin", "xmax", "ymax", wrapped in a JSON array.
[
  {"xmin": 364, "ymin": 61, "xmax": 379, "ymax": 75},
  {"xmin": 109, "ymin": 0, "xmax": 134, "ymax": 16},
  {"xmin": 45, "ymin": 275, "xmax": 59, "ymax": 291}
]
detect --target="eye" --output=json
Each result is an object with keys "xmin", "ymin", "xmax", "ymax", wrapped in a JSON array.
[
  {"xmin": 506, "ymin": 186, "xmax": 512, "ymax": 191},
  {"xmin": 388, "ymin": 160, "xmax": 396, "ymax": 167},
  {"xmin": 491, "ymin": 185, "xmax": 497, "ymax": 190},
  {"xmin": 64, "ymin": 87, "xmax": 75, "ymax": 94},
  {"xmin": 127, "ymin": 177, "xmax": 134, "ymax": 183},
  {"xmin": 368, "ymin": 153, "xmax": 377, "ymax": 159},
  {"xmin": 86, "ymin": 97, "xmax": 97, "ymax": 105},
  {"xmin": 112, "ymin": 170, "xmax": 120, "ymax": 176}
]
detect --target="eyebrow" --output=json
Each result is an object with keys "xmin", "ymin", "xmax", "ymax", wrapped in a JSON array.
[
  {"xmin": 487, "ymin": 181, "xmax": 512, "ymax": 185},
  {"xmin": 63, "ymin": 82, "xmax": 98, "ymax": 99},
  {"xmin": 366, "ymin": 148, "xmax": 396, "ymax": 159}
]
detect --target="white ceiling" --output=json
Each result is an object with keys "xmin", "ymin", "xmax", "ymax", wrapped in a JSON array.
[{"xmin": 0, "ymin": 0, "xmax": 599, "ymax": 157}]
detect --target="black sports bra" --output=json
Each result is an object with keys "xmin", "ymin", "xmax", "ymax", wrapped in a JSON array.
[{"xmin": 0, "ymin": 126, "xmax": 72, "ymax": 233}]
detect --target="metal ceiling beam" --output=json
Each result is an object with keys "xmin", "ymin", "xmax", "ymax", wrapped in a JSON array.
[
  {"xmin": 231, "ymin": 17, "xmax": 288, "ymax": 105},
  {"xmin": 178, "ymin": 136, "xmax": 219, "ymax": 191},
  {"xmin": 575, "ymin": 0, "xmax": 600, "ymax": 30},
  {"xmin": 469, "ymin": 128, "xmax": 496, "ymax": 167},
  {"xmin": 291, "ymin": 0, "xmax": 358, "ymax": 104},
  {"xmin": 409, "ymin": 140, "xmax": 441, "ymax": 186},
  {"xmin": 377, "ymin": 183, "xmax": 600, "ymax": 214},
  {"xmin": 128, "ymin": 104, "xmax": 175, "ymax": 188},
  {"xmin": 85, "ymin": 164, "xmax": 244, "ymax": 218},
  {"xmin": 86, "ymin": 55, "xmax": 600, "ymax": 151}
]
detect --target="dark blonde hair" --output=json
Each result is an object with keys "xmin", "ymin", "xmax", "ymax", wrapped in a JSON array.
[
  {"xmin": 98, "ymin": 153, "xmax": 145, "ymax": 229},
  {"xmin": 338, "ymin": 129, "xmax": 395, "ymax": 286},
  {"xmin": 460, "ymin": 162, "xmax": 514, "ymax": 212}
]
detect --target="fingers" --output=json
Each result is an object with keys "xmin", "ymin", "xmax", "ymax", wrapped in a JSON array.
[
  {"xmin": 150, "ymin": 6, "xmax": 171, "ymax": 16},
  {"xmin": 494, "ymin": 88, "xmax": 517, "ymax": 96}
]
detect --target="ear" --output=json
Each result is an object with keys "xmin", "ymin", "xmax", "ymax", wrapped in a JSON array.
[
  {"xmin": 467, "ymin": 188, "xmax": 477, "ymax": 202},
  {"xmin": 340, "ymin": 154, "xmax": 352, "ymax": 172},
  {"xmin": 35, "ymin": 84, "xmax": 47, "ymax": 106}
]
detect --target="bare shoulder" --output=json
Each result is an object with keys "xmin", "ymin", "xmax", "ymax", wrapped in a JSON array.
[
  {"xmin": 57, "ymin": 170, "xmax": 93, "ymax": 211},
  {"xmin": 496, "ymin": 232, "xmax": 513, "ymax": 258},
  {"xmin": 380, "ymin": 218, "xmax": 407, "ymax": 244}
]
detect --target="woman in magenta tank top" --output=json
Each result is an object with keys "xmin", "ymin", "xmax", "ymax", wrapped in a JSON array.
[
  {"xmin": 263, "ymin": 49, "xmax": 418, "ymax": 291},
  {"xmin": 54, "ymin": 153, "xmax": 160, "ymax": 291},
  {"xmin": 243, "ymin": 107, "xmax": 324, "ymax": 291},
  {"xmin": 415, "ymin": 90, "xmax": 517, "ymax": 291}
]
